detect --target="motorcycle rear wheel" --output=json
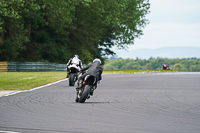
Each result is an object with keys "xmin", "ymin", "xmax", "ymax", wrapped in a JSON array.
[
  {"xmin": 79, "ymin": 85, "xmax": 90, "ymax": 103},
  {"xmin": 69, "ymin": 73, "xmax": 75, "ymax": 86}
]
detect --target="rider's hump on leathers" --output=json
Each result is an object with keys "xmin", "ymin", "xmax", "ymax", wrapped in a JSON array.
[{"xmin": 81, "ymin": 61, "xmax": 103, "ymax": 81}]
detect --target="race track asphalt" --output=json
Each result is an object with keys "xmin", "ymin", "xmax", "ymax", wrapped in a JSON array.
[{"xmin": 0, "ymin": 73, "xmax": 200, "ymax": 133}]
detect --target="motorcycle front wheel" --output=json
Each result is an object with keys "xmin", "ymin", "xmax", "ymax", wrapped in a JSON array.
[{"xmin": 79, "ymin": 85, "xmax": 90, "ymax": 103}]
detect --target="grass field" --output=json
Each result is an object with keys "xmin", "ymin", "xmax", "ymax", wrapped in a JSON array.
[
  {"xmin": 0, "ymin": 70, "xmax": 174, "ymax": 91},
  {"xmin": 0, "ymin": 71, "xmax": 67, "ymax": 91}
]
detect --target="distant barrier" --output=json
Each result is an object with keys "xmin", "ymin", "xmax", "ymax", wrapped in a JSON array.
[
  {"xmin": 0, "ymin": 62, "xmax": 8, "ymax": 72},
  {"xmin": 0, "ymin": 62, "xmax": 67, "ymax": 72}
]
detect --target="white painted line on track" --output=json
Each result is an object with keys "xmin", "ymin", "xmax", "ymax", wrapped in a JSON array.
[
  {"xmin": 29, "ymin": 78, "xmax": 68, "ymax": 91},
  {"xmin": 1, "ymin": 74, "xmax": 109, "ymax": 97},
  {"xmin": 1, "ymin": 78, "xmax": 68, "ymax": 97},
  {"xmin": 0, "ymin": 131, "xmax": 21, "ymax": 133}
]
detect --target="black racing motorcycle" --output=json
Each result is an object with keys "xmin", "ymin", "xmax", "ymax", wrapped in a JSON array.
[
  {"xmin": 75, "ymin": 74, "xmax": 98, "ymax": 103},
  {"xmin": 68, "ymin": 64, "xmax": 81, "ymax": 86}
]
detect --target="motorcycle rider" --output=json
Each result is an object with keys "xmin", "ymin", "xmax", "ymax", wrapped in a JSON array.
[
  {"xmin": 163, "ymin": 64, "xmax": 170, "ymax": 70},
  {"xmin": 163, "ymin": 64, "xmax": 167, "ymax": 70},
  {"xmin": 76, "ymin": 58, "xmax": 103, "ymax": 95},
  {"xmin": 66, "ymin": 55, "xmax": 83, "ymax": 78}
]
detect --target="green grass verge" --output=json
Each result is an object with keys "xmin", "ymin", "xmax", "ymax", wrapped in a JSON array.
[
  {"xmin": 0, "ymin": 70, "xmax": 176, "ymax": 91},
  {"xmin": 0, "ymin": 71, "xmax": 67, "ymax": 91}
]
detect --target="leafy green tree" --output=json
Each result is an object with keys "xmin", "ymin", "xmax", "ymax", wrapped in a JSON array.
[
  {"xmin": 0, "ymin": 0, "xmax": 150, "ymax": 64},
  {"xmin": 174, "ymin": 63, "xmax": 181, "ymax": 71}
]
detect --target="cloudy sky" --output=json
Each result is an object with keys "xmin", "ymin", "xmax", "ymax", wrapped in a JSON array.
[{"xmin": 114, "ymin": 0, "xmax": 200, "ymax": 51}]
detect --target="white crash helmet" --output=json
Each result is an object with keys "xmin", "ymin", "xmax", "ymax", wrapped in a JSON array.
[
  {"xmin": 74, "ymin": 54, "xmax": 79, "ymax": 58},
  {"xmin": 93, "ymin": 58, "xmax": 101, "ymax": 64}
]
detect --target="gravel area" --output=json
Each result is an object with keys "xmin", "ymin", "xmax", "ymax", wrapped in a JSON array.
[{"xmin": 0, "ymin": 91, "xmax": 17, "ymax": 96}]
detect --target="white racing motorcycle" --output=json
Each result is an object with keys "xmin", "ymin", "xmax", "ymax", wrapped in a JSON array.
[{"xmin": 68, "ymin": 64, "xmax": 81, "ymax": 86}]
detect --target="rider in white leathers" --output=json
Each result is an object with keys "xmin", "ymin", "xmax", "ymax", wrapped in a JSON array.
[{"xmin": 66, "ymin": 55, "xmax": 83, "ymax": 78}]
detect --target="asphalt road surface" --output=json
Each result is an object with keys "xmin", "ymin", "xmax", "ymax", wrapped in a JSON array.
[{"xmin": 1, "ymin": 73, "xmax": 200, "ymax": 133}]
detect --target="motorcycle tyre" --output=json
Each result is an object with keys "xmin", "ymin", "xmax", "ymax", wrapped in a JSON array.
[
  {"xmin": 79, "ymin": 85, "xmax": 90, "ymax": 103},
  {"xmin": 69, "ymin": 73, "xmax": 75, "ymax": 86}
]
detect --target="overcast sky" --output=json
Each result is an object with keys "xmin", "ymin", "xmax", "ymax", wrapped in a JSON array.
[{"xmin": 114, "ymin": 0, "xmax": 200, "ymax": 51}]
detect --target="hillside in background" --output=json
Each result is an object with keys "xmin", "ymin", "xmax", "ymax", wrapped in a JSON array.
[
  {"xmin": 104, "ymin": 58, "xmax": 200, "ymax": 71},
  {"xmin": 114, "ymin": 47, "xmax": 200, "ymax": 59}
]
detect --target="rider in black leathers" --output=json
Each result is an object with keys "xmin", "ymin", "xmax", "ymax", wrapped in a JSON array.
[{"xmin": 77, "ymin": 58, "xmax": 103, "ymax": 90}]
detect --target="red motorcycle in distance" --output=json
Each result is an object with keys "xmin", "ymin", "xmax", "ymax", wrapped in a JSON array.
[{"xmin": 163, "ymin": 64, "xmax": 170, "ymax": 70}]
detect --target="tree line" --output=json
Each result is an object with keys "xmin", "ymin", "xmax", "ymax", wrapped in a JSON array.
[
  {"xmin": 0, "ymin": 0, "xmax": 150, "ymax": 64},
  {"xmin": 103, "ymin": 57, "xmax": 200, "ymax": 71}
]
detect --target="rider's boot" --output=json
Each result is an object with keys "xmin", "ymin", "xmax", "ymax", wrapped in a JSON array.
[
  {"xmin": 90, "ymin": 87, "xmax": 94, "ymax": 96},
  {"xmin": 66, "ymin": 72, "xmax": 69, "ymax": 78},
  {"xmin": 87, "ymin": 95, "xmax": 90, "ymax": 99},
  {"xmin": 90, "ymin": 85, "xmax": 97, "ymax": 96},
  {"xmin": 76, "ymin": 79, "xmax": 83, "ymax": 89}
]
